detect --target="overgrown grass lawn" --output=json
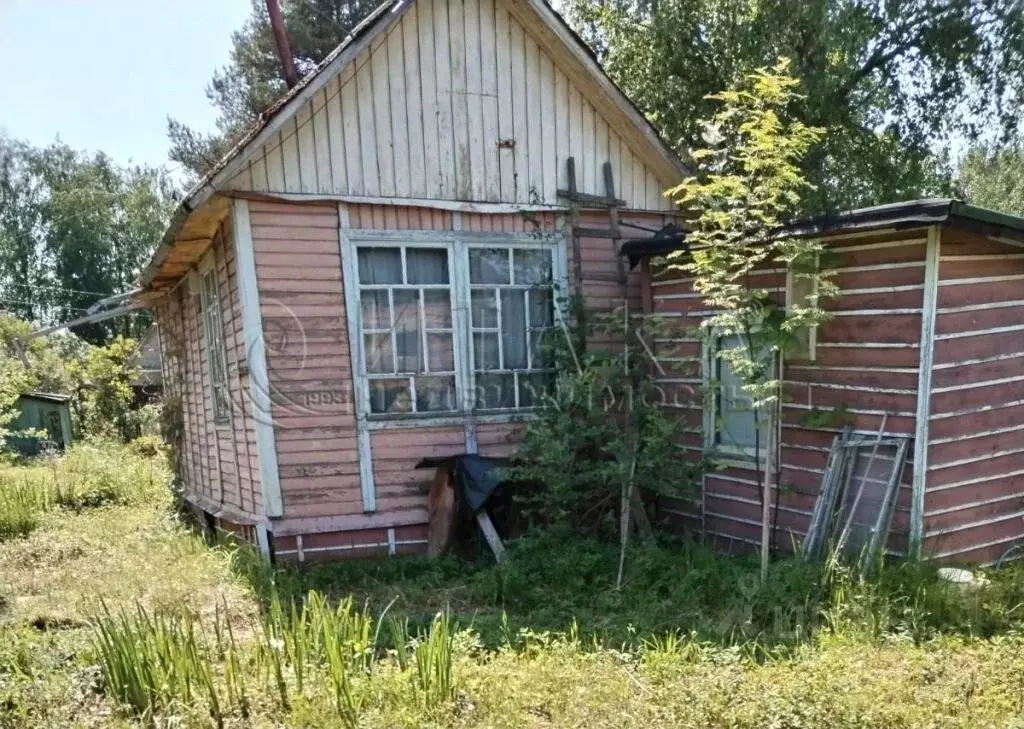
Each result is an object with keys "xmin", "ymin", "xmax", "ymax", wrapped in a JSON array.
[{"xmin": 5, "ymin": 444, "xmax": 1024, "ymax": 727}]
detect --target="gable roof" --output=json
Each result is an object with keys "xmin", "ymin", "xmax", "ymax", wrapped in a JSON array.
[
  {"xmin": 619, "ymin": 198, "xmax": 1024, "ymax": 266},
  {"xmin": 140, "ymin": 0, "xmax": 687, "ymax": 291}
]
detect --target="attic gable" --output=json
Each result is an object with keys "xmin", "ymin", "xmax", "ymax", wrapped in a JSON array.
[{"xmin": 220, "ymin": 0, "xmax": 683, "ymax": 210}]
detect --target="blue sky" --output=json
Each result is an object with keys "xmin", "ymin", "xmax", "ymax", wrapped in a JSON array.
[{"xmin": 0, "ymin": 0, "xmax": 253, "ymax": 172}]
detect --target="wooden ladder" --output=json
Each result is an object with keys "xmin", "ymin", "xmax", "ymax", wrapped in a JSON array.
[{"xmin": 558, "ymin": 156, "xmax": 628, "ymax": 295}]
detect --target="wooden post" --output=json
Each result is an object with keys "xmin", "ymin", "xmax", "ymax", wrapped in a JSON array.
[{"xmin": 760, "ymin": 398, "xmax": 778, "ymax": 582}]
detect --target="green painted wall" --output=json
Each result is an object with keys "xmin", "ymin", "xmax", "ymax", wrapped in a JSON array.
[{"xmin": 7, "ymin": 396, "xmax": 74, "ymax": 456}]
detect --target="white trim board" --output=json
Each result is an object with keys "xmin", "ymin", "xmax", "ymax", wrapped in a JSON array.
[
  {"xmin": 339, "ymin": 203, "xmax": 378, "ymax": 513},
  {"xmin": 232, "ymin": 199, "xmax": 284, "ymax": 519},
  {"xmin": 910, "ymin": 225, "xmax": 940, "ymax": 556}
]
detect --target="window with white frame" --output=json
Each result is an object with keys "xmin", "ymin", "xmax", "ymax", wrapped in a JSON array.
[
  {"xmin": 357, "ymin": 246, "xmax": 458, "ymax": 415},
  {"xmin": 200, "ymin": 269, "xmax": 231, "ymax": 424},
  {"xmin": 353, "ymin": 237, "xmax": 560, "ymax": 418},
  {"xmin": 786, "ymin": 255, "xmax": 819, "ymax": 360},
  {"xmin": 469, "ymin": 246, "xmax": 555, "ymax": 410},
  {"xmin": 712, "ymin": 333, "xmax": 770, "ymax": 456}
]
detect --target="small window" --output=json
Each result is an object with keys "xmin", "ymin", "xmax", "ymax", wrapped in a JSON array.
[
  {"xmin": 200, "ymin": 269, "xmax": 231, "ymax": 423},
  {"xmin": 714, "ymin": 333, "xmax": 770, "ymax": 456},
  {"xmin": 356, "ymin": 246, "xmax": 457, "ymax": 415},
  {"xmin": 468, "ymin": 247, "xmax": 555, "ymax": 410},
  {"xmin": 786, "ymin": 256, "xmax": 819, "ymax": 360}
]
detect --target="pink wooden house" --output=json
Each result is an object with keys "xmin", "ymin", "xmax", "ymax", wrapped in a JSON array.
[{"xmin": 138, "ymin": 0, "xmax": 686, "ymax": 561}]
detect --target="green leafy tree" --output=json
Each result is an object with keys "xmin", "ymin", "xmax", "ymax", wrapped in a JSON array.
[
  {"xmin": 168, "ymin": 0, "xmax": 380, "ymax": 178},
  {"xmin": 0, "ymin": 135, "xmax": 174, "ymax": 343},
  {"xmin": 566, "ymin": 0, "xmax": 1023, "ymax": 212},
  {"xmin": 73, "ymin": 336, "xmax": 142, "ymax": 442},
  {"xmin": 669, "ymin": 60, "xmax": 834, "ymax": 578},
  {"xmin": 0, "ymin": 313, "xmax": 76, "ymax": 449},
  {"xmin": 956, "ymin": 143, "xmax": 1024, "ymax": 215}
]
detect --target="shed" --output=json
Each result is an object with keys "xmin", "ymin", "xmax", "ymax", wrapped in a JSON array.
[
  {"xmin": 7, "ymin": 392, "xmax": 74, "ymax": 456},
  {"xmin": 624, "ymin": 199, "xmax": 1024, "ymax": 565},
  {"xmin": 136, "ymin": 0, "xmax": 686, "ymax": 561}
]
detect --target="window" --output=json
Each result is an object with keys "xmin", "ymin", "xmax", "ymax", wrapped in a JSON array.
[
  {"xmin": 352, "ymin": 237, "xmax": 560, "ymax": 419},
  {"xmin": 356, "ymin": 246, "xmax": 457, "ymax": 415},
  {"xmin": 786, "ymin": 256, "xmax": 819, "ymax": 359},
  {"xmin": 200, "ymin": 269, "xmax": 231, "ymax": 423},
  {"xmin": 713, "ymin": 333, "xmax": 770, "ymax": 456},
  {"xmin": 469, "ymin": 247, "xmax": 555, "ymax": 410}
]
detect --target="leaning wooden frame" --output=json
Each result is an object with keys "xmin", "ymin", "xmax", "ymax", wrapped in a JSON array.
[{"xmin": 803, "ymin": 422, "xmax": 910, "ymax": 568}]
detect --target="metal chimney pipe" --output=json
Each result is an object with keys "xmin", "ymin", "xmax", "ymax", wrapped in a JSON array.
[{"xmin": 266, "ymin": 0, "xmax": 299, "ymax": 89}]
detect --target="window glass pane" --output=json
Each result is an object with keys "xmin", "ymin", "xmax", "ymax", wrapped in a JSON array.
[
  {"xmin": 427, "ymin": 333, "xmax": 455, "ymax": 372},
  {"xmin": 423, "ymin": 290, "xmax": 452, "ymax": 329},
  {"xmin": 360, "ymin": 290, "xmax": 391, "ymax": 330},
  {"xmin": 513, "ymin": 249, "xmax": 552, "ymax": 285},
  {"xmin": 473, "ymin": 332, "xmax": 500, "ymax": 371},
  {"xmin": 407, "ymin": 248, "xmax": 449, "ymax": 284},
  {"xmin": 528, "ymin": 289, "xmax": 554, "ymax": 328},
  {"xmin": 393, "ymin": 290, "xmax": 421, "ymax": 373},
  {"xmin": 529, "ymin": 329, "xmax": 550, "ymax": 369},
  {"xmin": 500, "ymin": 290, "xmax": 527, "ymax": 369},
  {"xmin": 368, "ymin": 378, "xmax": 412, "ymax": 414},
  {"xmin": 471, "ymin": 290, "xmax": 498, "ymax": 328},
  {"xmin": 364, "ymin": 333, "xmax": 394, "ymax": 374},
  {"xmin": 716, "ymin": 334, "xmax": 767, "ymax": 450},
  {"xmin": 469, "ymin": 248, "xmax": 510, "ymax": 284},
  {"xmin": 357, "ymin": 247, "xmax": 402, "ymax": 284},
  {"xmin": 475, "ymin": 373, "xmax": 515, "ymax": 409},
  {"xmin": 519, "ymin": 372, "xmax": 553, "ymax": 407},
  {"xmin": 416, "ymin": 375, "xmax": 457, "ymax": 412}
]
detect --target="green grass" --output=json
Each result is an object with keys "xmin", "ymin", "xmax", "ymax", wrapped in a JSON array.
[{"xmin": 6, "ymin": 444, "xmax": 1024, "ymax": 727}]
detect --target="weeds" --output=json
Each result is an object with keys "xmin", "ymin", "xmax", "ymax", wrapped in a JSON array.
[
  {"xmin": 0, "ymin": 442, "xmax": 170, "ymax": 540},
  {"xmin": 414, "ymin": 611, "xmax": 456, "ymax": 709},
  {"xmin": 90, "ymin": 587, "xmax": 460, "ymax": 725}
]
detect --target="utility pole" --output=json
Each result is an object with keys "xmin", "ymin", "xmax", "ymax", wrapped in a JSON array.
[{"xmin": 266, "ymin": 0, "xmax": 299, "ymax": 89}]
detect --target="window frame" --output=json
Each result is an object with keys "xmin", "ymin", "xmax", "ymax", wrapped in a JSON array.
[
  {"xmin": 355, "ymin": 240, "xmax": 461, "ymax": 417},
  {"xmin": 702, "ymin": 329, "xmax": 773, "ymax": 465},
  {"xmin": 343, "ymin": 229, "xmax": 567, "ymax": 427},
  {"xmin": 785, "ymin": 254, "xmax": 820, "ymax": 361},
  {"xmin": 197, "ymin": 253, "xmax": 231, "ymax": 425},
  {"xmin": 465, "ymin": 242, "xmax": 560, "ymax": 412}
]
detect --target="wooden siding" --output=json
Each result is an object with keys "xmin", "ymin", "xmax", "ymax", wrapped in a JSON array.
[
  {"xmin": 248, "ymin": 200, "xmax": 363, "ymax": 520},
  {"xmin": 248, "ymin": 199, "xmax": 668, "ymax": 546},
  {"xmin": 923, "ymin": 230, "xmax": 1024, "ymax": 564},
  {"xmin": 224, "ymin": 0, "xmax": 674, "ymax": 210},
  {"xmin": 650, "ymin": 230, "xmax": 930, "ymax": 555},
  {"xmin": 154, "ymin": 221, "xmax": 263, "ymax": 521}
]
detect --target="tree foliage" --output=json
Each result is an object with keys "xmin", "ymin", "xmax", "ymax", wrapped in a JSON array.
[
  {"xmin": 566, "ymin": 0, "xmax": 1024, "ymax": 212},
  {"xmin": 168, "ymin": 0, "xmax": 380, "ymax": 178},
  {"xmin": 0, "ymin": 312, "xmax": 147, "ymax": 448},
  {"xmin": 0, "ymin": 135, "xmax": 174, "ymax": 343},
  {"xmin": 670, "ymin": 61, "xmax": 834, "ymax": 572},
  {"xmin": 956, "ymin": 143, "xmax": 1024, "ymax": 215}
]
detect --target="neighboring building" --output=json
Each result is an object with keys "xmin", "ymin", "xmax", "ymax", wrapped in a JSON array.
[
  {"xmin": 7, "ymin": 392, "xmax": 73, "ymax": 456},
  {"xmin": 136, "ymin": 0, "xmax": 685, "ymax": 560},
  {"xmin": 624, "ymin": 199, "xmax": 1024, "ymax": 565}
]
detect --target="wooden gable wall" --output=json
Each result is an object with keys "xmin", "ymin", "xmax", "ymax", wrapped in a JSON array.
[{"xmin": 224, "ymin": 0, "xmax": 675, "ymax": 211}]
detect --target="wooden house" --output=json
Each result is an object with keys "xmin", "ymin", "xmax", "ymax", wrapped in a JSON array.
[
  {"xmin": 138, "ymin": 0, "xmax": 685, "ymax": 560},
  {"xmin": 623, "ymin": 199, "xmax": 1024, "ymax": 565}
]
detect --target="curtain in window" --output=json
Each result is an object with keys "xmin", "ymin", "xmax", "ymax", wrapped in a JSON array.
[{"xmin": 357, "ymin": 246, "xmax": 456, "ymax": 415}]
